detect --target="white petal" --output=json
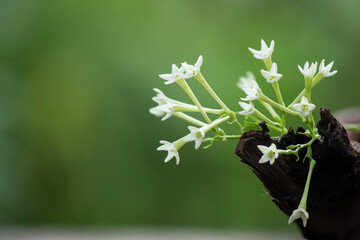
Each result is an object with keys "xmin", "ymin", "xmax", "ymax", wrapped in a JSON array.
[
  {"xmin": 298, "ymin": 65, "xmax": 305, "ymax": 76},
  {"xmin": 164, "ymin": 152, "xmax": 175, "ymax": 163},
  {"xmin": 326, "ymin": 70, "xmax": 337, "ymax": 77},
  {"xmin": 257, "ymin": 145, "xmax": 269, "ymax": 155},
  {"xmin": 300, "ymin": 96, "xmax": 309, "ymax": 104},
  {"xmin": 259, "ymin": 155, "xmax": 271, "ymax": 164},
  {"xmin": 194, "ymin": 138, "xmax": 202, "ymax": 149},
  {"xmin": 292, "ymin": 103, "xmax": 303, "ymax": 113},
  {"xmin": 174, "ymin": 151, "xmax": 180, "ymax": 165},
  {"xmin": 269, "ymin": 40, "xmax": 275, "ymax": 53},
  {"xmin": 260, "ymin": 69, "xmax": 271, "ymax": 79},
  {"xmin": 270, "ymin": 62, "xmax": 278, "ymax": 74},
  {"xmin": 195, "ymin": 55, "xmax": 203, "ymax": 69},
  {"xmin": 248, "ymin": 47, "xmax": 261, "ymax": 56},
  {"xmin": 159, "ymin": 73, "xmax": 173, "ymax": 81},
  {"xmin": 308, "ymin": 103, "xmax": 316, "ymax": 111}
]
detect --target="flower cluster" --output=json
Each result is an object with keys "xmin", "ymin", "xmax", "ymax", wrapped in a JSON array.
[{"xmin": 150, "ymin": 39, "xmax": 338, "ymax": 227}]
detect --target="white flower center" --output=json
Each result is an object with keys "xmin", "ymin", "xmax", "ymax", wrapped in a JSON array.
[{"xmin": 302, "ymin": 104, "xmax": 309, "ymax": 111}]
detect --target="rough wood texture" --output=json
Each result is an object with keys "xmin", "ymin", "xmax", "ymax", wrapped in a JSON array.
[{"xmin": 235, "ymin": 108, "xmax": 360, "ymax": 240}]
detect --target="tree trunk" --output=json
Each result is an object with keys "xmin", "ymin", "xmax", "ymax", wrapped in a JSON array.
[{"xmin": 235, "ymin": 108, "xmax": 360, "ymax": 239}]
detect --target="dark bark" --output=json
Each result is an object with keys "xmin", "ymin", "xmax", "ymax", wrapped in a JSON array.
[{"xmin": 235, "ymin": 108, "xmax": 360, "ymax": 240}]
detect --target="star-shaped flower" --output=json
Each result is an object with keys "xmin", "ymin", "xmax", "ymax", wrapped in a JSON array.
[
  {"xmin": 240, "ymin": 80, "xmax": 262, "ymax": 101},
  {"xmin": 260, "ymin": 62, "xmax": 283, "ymax": 83},
  {"xmin": 149, "ymin": 88, "xmax": 175, "ymax": 121},
  {"xmin": 237, "ymin": 71, "xmax": 256, "ymax": 90},
  {"xmin": 184, "ymin": 126, "xmax": 205, "ymax": 149},
  {"xmin": 238, "ymin": 101, "xmax": 255, "ymax": 116},
  {"xmin": 159, "ymin": 64, "xmax": 185, "ymax": 84},
  {"xmin": 257, "ymin": 143, "xmax": 279, "ymax": 165},
  {"xmin": 292, "ymin": 96, "xmax": 315, "ymax": 118},
  {"xmin": 298, "ymin": 61, "xmax": 318, "ymax": 78},
  {"xmin": 182, "ymin": 55, "xmax": 203, "ymax": 78},
  {"xmin": 157, "ymin": 140, "xmax": 180, "ymax": 164},
  {"xmin": 319, "ymin": 59, "xmax": 337, "ymax": 77},
  {"xmin": 288, "ymin": 208, "xmax": 309, "ymax": 227},
  {"xmin": 248, "ymin": 39, "xmax": 275, "ymax": 60}
]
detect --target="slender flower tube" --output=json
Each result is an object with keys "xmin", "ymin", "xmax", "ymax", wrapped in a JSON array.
[{"xmin": 184, "ymin": 115, "xmax": 231, "ymax": 150}]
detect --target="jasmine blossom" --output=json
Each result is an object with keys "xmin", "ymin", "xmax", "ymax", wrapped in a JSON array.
[
  {"xmin": 238, "ymin": 101, "xmax": 255, "ymax": 116},
  {"xmin": 248, "ymin": 39, "xmax": 275, "ymax": 60},
  {"xmin": 292, "ymin": 96, "xmax": 315, "ymax": 118},
  {"xmin": 260, "ymin": 62, "xmax": 283, "ymax": 83},
  {"xmin": 288, "ymin": 208, "xmax": 309, "ymax": 227},
  {"xmin": 298, "ymin": 61, "xmax": 318, "ymax": 78},
  {"xmin": 257, "ymin": 143, "xmax": 279, "ymax": 165},
  {"xmin": 182, "ymin": 55, "xmax": 203, "ymax": 78},
  {"xmin": 159, "ymin": 64, "xmax": 185, "ymax": 85},
  {"xmin": 318, "ymin": 59, "xmax": 337, "ymax": 77},
  {"xmin": 184, "ymin": 126, "xmax": 205, "ymax": 149}
]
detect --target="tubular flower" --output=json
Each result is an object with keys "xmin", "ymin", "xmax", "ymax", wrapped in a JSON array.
[
  {"xmin": 157, "ymin": 140, "xmax": 182, "ymax": 164},
  {"xmin": 257, "ymin": 143, "xmax": 279, "ymax": 165},
  {"xmin": 149, "ymin": 88, "xmax": 175, "ymax": 121},
  {"xmin": 159, "ymin": 64, "xmax": 185, "ymax": 85},
  {"xmin": 260, "ymin": 62, "xmax": 283, "ymax": 83},
  {"xmin": 288, "ymin": 208, "xmax": 309, "ymax": 227},
  {"xmin": 238, "ymin": 101, "xmax": 255, "ymax": 116},
  {"xmin": 237, "ymin": 71, "xmax": 256, "ymax": 89},
  {"xmin": 292, "ymin": 96, "xmax": 315, "ymax": 118},
  {"xmin": 298, "ymin": 61, "xmax": 318, "ymax": 78},
  {"xmin": 240, "ymin": 80, "xmax": 262, "ymax": 101},
  {"xmin": 182, "ymin": 55, "xmax": 203, "ymax": 78},
  {"xmin": 248, "ymin": 39, "xmax": 275, "ymax": 60},
  {"xmin": 184, "ymin": 126, "xmax": 205, "ymax": 149},
  {"xmin": 319, "ymin": 59, "xmax": 337, "ymax": 77}
]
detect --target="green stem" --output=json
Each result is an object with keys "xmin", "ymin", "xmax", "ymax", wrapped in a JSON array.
[
  {"xmin": 260, "ymin": 102, "xmax": 281, "ymax": 122},
  {"xmin": 174, "ymin": 105, "xmax": 224, "ymax": 115},
  {"xmin": 203, "ymin": 115, "xmax": 231, "ymax": 133},
  {"xmin": 173, "ymin": 112, "xmax": 206, "ymax": 127},
  {"xmin": 176, "ymin": 78, "xmax": 212, "ymax": 124},
  {"xmin": 298, "ymin": 159, "xmax": 316, "ymax": 209},
  {"xmin": 254, "ymin": 110, "xmax": 281, "ymax": 127},
  {"xmin": 272, "ymin": 81, "xmax": 285, "ymax": 106},
  {"xmin": 195, "ymin": 73, "xmax": 231, "ymax": 113},
  {"xmin": 259, "ymin": 94, "xmax": 305, "ymax": 121}
]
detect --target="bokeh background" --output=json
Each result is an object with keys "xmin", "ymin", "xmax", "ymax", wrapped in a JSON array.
[{"xmin": 0, "ymin": 0, "xmax": 359, "ymax": 234}]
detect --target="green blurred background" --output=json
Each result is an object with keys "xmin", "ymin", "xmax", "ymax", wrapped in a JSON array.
[{"xmin": 0, "ymin": 0, "xmax": 359, "ymax": 232}]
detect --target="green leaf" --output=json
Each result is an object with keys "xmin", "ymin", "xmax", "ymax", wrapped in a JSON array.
[{"xmin": 242, "ymin": 121, "xmax": 262, "ymax": 132}]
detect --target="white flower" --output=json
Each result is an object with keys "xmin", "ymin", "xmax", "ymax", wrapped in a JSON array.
[
  {"xmin": 184, "ymin": 126, "xmax": 205, "ymax": 149},
  {"xmin": 149, "ymin": 88, "xmax": 176, "ymax": 121},
  {"xmin": 319, "ymin": 59, "xmax": 337, "ymax": 77},
  {"xmin": 240, "ymin": 80, "xmax": 262, "ymax": 101},
  {"xmin": 257, "ymin": 143, "xmax": 279, "ymax": 165},
  {"xmin": 157, "ymin": 140, "xmax": 180, "ymax": 164},
  {"xmin": 248, "ymin": 39, "xmax": 275, "ymax": 60},
  {"xmin": 298, "ymin": 61, "xmax": 318, "ymax": 78},
  {"xmin": 288, "ymin": 208, "xmax": 309, "ymax": 227},
  {"xmin": 237, "ymin": 71, "xmax": 256, "ymax": 89},
  {"xmin": 238, "ymin": 101, "xmax": 255, "ymax": 116},
  {"xmin": 159, "ymin": 64, "xmax": 185, "ymax": 84},
  {"xmin": 182, "ymin": 55, "xmax": 203, "ymax": 78},
  {"xmin": 260, "ymin": 62, "xmax": 283, "ymax": 83},
  {"xmin": 292, "ymin": 96, "xmax": 315, "ymax": 118}
]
